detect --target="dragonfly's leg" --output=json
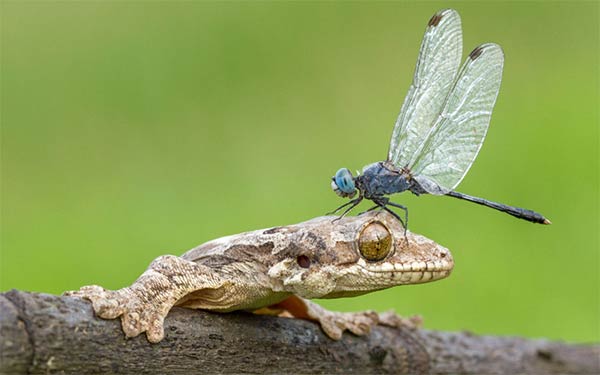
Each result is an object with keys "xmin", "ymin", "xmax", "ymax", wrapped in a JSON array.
[
  {"xmin": 358, "ymin": 204, "xmax": 380, "ymax": 215},
  {"xmin": 384, "ymin": 201, "xmax": 409, "ymax": 234},
  {"xmin": 331, "ymin": 197, "xmax": 363, "ymax": 222},
  {"xmin": 327, "ymin": 199, "xmax": 358, "ymax": 215},
  {"xmin": 373, "ymin": 198, "xmax": 408, "ymax": 240},
  {"xmin": 382, "ymin": 206, "xmax": 409, "ymax": 244},
  {"xmin": 376, "ymin": 202, "xmax": 405, "ymax": 228}
]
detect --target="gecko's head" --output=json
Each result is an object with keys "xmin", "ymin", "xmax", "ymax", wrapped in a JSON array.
[
  {"xmin": 267, "ymin": 211, "xmax": 453, "ymax": 299},
  {"xmin": 331, "ymin": 168, "xmax": 357, "ymax": 199}
]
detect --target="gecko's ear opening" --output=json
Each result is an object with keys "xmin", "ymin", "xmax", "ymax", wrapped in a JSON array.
[{"xmin": 332, "ymin": 168, "xmax": 357, "ymax": 198}]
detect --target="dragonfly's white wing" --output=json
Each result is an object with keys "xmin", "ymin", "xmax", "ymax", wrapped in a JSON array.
[
  {"xmin": 411, "ymin": 43, "xmax": 504, "ymax": 195},
  {"xmin": 388, "ymin": 9, "xmax": 462, "ymax": 167}
]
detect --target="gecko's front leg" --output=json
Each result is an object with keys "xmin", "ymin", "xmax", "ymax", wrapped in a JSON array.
[{"xmin": 65, "ymin": 255, "xmax": 227, "ymax": 343}]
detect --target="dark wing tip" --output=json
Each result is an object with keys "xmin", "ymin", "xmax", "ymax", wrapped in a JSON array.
[
  {"xmin": 428, "ymin": 9, "xmax": 457, "ymax": 27},
  {"xmin": 469, "ymin": 45, "xmax": 485, "ymax": 60},
  {"xmin": 428, "ymin": 12, "xmax": 444, "ymax": 27}
]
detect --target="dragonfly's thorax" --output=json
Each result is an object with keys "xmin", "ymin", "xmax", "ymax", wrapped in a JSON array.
[{"xmin": 356, "ymin": 162, "xmax": 412, "ymax": 199}]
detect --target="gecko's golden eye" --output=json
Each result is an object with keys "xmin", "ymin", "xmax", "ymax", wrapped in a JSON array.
[{"xmin": 358, "ymin": 221, "xmax": 392, "ymax": 262}]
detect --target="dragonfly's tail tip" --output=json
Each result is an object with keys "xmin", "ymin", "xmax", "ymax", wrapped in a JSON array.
[{"xmin": 542, "ymin": 218, "xmax": 552, "ymax": 225}]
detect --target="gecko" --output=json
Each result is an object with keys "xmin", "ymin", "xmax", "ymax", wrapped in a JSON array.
[{"xmin": 65, "ymin": 211, "xmax": 453, "ymax": 343}]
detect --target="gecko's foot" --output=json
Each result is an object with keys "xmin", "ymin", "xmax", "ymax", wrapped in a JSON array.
[
  {"xmin": 276, "ymin": 296, "xmax": 421, "ymax": 340},
  {"xmin": 378, "ymin": 309, "xmax": 423, "ymax": 330},
  {"xmin": 64, "ymin": 285, "xmax": 126, "ymax": 319},
  {"xmin": 64, "ymin": 285, "xmax": 166, "ymax": 343},
  {"xmin": 317, "ymin": 309, "xmax": 381, "ymax": 340},
  {"xmin": 314, "ymin": 309, "xmax": 422, "ymax": 339},
  {"xmin": 298, "ymin": 299, "xmax": 379, "ymax": 340}
]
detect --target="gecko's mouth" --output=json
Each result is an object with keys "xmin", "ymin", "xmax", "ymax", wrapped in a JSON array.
[
  {"xmin": 359, "ymin": 258, "xmax": 453, "ymax": 273},
  {"xmin": 352, "ymin": 257, "xmax": 454, "ymax": 285},
  {"xmin": 324, "ymin": 259, "xmax": 453, "ymax": 297}
]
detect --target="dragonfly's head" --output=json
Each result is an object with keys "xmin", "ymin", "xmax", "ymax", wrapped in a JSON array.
[{"xmin": 331, "ymin": 168, "xmax": 357, "ymax": 199}]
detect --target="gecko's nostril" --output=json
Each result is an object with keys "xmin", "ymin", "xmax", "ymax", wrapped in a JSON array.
[{"xmin": 297, "ymin": 255, "xmax": 311, "ymax": 269}]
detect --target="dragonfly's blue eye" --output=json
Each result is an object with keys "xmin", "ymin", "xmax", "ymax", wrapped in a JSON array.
[{"xmin": 333, "ymin": 168, "xmax": 356, "ymax": 195}]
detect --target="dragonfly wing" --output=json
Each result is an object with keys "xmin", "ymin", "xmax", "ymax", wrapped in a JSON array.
[
  {"xmin": 388, "ymin": 9, "xmax": 463, "ymax": 167},
  {"xmin": 411, "ymin": 43, "xmax": 504, "ymax": 195}
]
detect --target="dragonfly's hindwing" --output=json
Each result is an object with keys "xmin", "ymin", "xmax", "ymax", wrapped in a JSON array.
[
  {"xmin": 411, "ymin": 43, "xmax": 505, "ymax": 194},
  {"xmin": 388, "ymin": 9, "xmax": 463, "ymax": 167}
]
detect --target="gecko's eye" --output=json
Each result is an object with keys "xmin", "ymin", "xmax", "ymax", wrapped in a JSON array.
[{"xmin": 358, "ymin": 221, "xmax": 392, "ymax": 262}]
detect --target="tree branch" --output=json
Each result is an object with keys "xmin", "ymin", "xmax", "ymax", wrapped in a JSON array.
[{"xmin": 1, "ymin": 290, "xmax": 597, "ymax": 374}]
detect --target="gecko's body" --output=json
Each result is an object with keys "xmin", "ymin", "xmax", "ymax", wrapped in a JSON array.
[{"xmin": 66, "ymin": 211, "xmax": 453, "ymax": 342}]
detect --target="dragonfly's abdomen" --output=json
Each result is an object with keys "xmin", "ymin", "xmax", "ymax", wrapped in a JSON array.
[{"xmin": 357, "ymin": 162, "xmax": 411, "ymax": 198}]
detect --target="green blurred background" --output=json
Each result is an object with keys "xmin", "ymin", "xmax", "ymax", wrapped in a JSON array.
[{"xmin": 1, "ymin": 2, "xmax": 598, "ymax": 343}]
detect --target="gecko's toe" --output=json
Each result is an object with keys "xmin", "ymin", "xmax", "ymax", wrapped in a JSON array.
[
  {"xmin": 146, "ymin": 317, "xmax": 166, "ymax": 343},
  {"xmin": 344, "ymin": 311, "xmax": 379, "ymax": 336},
  {"xmin": 408, "ymin": 314, "xmax": 423, "ymax": 328},
  {"xmin": 345, "ymin": 323, "xmax": 371, "ymax": 336},
  {"xmin": 378, "ymin": 310, "xmax": 423, "ymax": 330},
  {"xmin": 63, "ymin": 284, "xmax": 105, "ymax": 298},
  {"xmin": 64, "ymin": 285, "xmax": 126, "ymax": 318},
  {"xmin": 87, "ymin": 289, "xmax": 127, "ymax": 319},
  {"xmin": 94, "ymin": 299, "xmax": 125, "ymax": 319},
  {"xmin": 317, "ymin": 310, "xmax": 379, "ymax": 339},
  {"xmin": 121, "ymin": 311, "xmax": 146, "ymax": 338},
  {"xmin": 320, "ymin": 323, "xmax": 343, "ymax": 340},
  {"xmin": 119, "ymin": 307, "xmax": 167, "ymax": 343}
]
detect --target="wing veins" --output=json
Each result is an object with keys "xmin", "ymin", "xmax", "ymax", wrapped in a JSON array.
[
  {"xmin": 387, "ymin": 9, "xmax": 463, "ymax": 167},
  {"xmin": 410, "ymin": 43, "xmax": 505, "ymax": 194}
]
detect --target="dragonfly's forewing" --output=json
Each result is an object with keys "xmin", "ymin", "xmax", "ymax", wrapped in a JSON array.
[
  {"xmin": 388, "ymin": 9, "xmax": 462, "ymax": 167},
  {"xmin": 410, "ymin": 43, "xmax": 504, "ymax": 195}
]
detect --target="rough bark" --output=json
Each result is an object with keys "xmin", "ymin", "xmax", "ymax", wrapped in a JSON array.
[{"xmin": 1, "ymin": 290, "xmax": 598, "ymax": 374}]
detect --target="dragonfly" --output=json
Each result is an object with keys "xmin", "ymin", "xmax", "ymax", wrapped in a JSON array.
[{"xmin": 330, "ymin": 9, "xmax": 550, "ymax": 229}]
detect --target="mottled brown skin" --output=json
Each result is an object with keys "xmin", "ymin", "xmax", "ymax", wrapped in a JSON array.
[{"xmin": 65, "ymin": 211, "xmax": 453, "ymax": 343}]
